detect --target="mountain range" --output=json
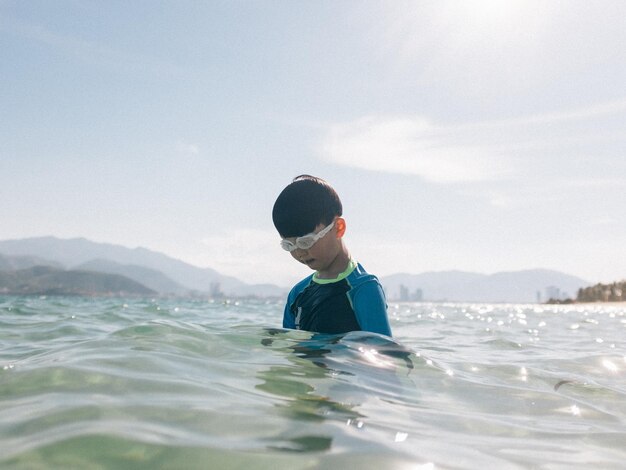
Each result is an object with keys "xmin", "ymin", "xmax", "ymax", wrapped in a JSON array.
[
  {"xmin": 0, "ymin": 236, "xmax": 591, "ymax": 302},
  {"xmin": 0, "ymin": 237, "xmax": 285, "ymax": 298},
  {"xmin": 380, "ymin": 269, "xmax": 590, "ymax": 303},
  {"xmin": 0, "ymin": 265, "xmax": 155, "ymax": 297}
]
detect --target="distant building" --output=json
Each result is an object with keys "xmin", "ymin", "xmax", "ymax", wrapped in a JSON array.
[
  {"xmin": 210, "ymin": 281, "xmax": 224, "ymax": 298},
  {"xmin": 412, "ymin": 288, "xmax": 423, "ymax": 301},
  {"xmin": 399, "ymin": 284, "xmax": 409, "ymax": 301},
  {"xmin": 398, "ymin": 284, "xmax": 423, "ymax": 302},
  {"xmin": 545, "ymin": 286, "xmax": 561, "ymax": 301}
]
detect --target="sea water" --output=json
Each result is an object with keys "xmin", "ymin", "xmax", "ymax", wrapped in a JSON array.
[{"xmin": 0, "ymin": 296, "xmax": 624, "ymax": 469}]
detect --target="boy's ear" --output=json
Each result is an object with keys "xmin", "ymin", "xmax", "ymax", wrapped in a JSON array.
[{"xmin": 336, "ymin": 218, "xmax": 346, "ymax": 238}]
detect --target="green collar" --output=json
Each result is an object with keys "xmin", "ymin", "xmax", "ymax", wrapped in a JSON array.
[{"xmin": 313, "ymin": 259, "xmax": 356, "ymax": 284}]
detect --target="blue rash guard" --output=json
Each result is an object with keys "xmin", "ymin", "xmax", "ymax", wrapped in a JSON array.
[{"xmin": 282, "ymin": 260, "xmax": 392, "ymax": 337}]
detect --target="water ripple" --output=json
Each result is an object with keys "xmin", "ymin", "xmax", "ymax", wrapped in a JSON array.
[{"xmin": 1, "ymin": 296, "xmax": 625, "ymax": 468}]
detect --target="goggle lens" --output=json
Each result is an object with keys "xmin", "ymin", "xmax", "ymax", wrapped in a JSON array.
[{"xmin": 280, "ymin": 221, "xmax": 335, "ymax": 252}]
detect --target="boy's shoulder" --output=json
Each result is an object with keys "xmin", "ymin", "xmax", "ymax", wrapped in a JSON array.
[{"xmin": 346, "ymin": 262, "xmax": 382, "ymax": 288}]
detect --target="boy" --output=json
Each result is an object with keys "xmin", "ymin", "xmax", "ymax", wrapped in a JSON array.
[{"xmin": 272, "ymin": 175, "xmax": 392, "ymax": 337}]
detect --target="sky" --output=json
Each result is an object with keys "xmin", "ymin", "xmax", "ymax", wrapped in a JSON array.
[{"xmin": 1, "ymin": 0, "xmax": 625, "ymax": 287}]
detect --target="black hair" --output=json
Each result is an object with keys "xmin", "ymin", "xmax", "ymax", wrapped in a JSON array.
[{"xmin": 272, "ymin": 175, "xmax": 343, "ymax": 237}]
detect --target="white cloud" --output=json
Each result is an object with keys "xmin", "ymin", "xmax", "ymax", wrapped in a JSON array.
[
  {"xmin": 466, "ymin": 97, "xmax": 626, "ymax": 129},
  {"xmin": 321, "ymin": 99, "xmax": 626, "ymax": 185},
  {"xmin": 176, "ymin": 142, "xmax": 200, "ymax": 156},
  {"xmin": 322, "ymin": 116, "xmax": 511, "ymax": 183},
  {"xmin": 487, "ymin": 192, "xmax": 512, "ymax": 208}
]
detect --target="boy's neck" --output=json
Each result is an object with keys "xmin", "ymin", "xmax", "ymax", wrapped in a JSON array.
[{"xmin": 316, "ymin": 246, "xmax": 351, "ymax": 279}]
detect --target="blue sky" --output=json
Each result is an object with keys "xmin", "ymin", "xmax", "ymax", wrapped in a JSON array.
[{"xmin": 1, "ymin": 0, "xmax": 625, "ymax": 287}]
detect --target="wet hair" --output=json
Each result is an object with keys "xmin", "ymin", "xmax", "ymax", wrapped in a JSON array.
[{"xmin": 272, "ymin": 175, "xmax": 343, "ymax": 238}]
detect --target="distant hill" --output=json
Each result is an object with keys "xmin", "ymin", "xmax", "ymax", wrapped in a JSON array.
[
  {"xmin": 382, "ymin": 270, "xmax": 484, "ymax": 299},
  {"xmin": 74, "ymin": 259, "xmax": 187, "ymax": 295},
  {"xmin": 380, "ymin": 269, "xmax": 591, "ymax": 303},
  {"xmin": 1, "ymin": 237, "xmax": 594, "ymax": 303},
  {"xmin": 0, "ymin": 253, "xmax": 63, "ymax": 271},
  {"xmin": 0, "ymin": 237, "xmax": 287, "ymax": 298},
  {"xmin": 0, "ymin": 266, "xmax": 156, "ymax": 296}
]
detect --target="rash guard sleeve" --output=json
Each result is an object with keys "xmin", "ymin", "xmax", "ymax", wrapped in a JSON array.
[
  {"xmin": 351, "ymin": 279, "xmax": 392, "ymax": 337},
  {"xmin": 282, "ymin": 293, "xmax": 296, "ymax": 329}
]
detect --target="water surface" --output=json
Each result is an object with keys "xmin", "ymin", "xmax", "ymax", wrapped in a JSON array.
[{"xmin": 1, "ymin": 296, "xmax": 624, "ymax": 469}]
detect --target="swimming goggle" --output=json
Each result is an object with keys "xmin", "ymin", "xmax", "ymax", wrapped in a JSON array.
[{"xmin": 280, "ymin": 220, "xmax": 335, "ymax": 252}]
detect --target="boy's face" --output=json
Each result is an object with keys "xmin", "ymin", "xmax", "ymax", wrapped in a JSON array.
[{"xmin": 284, "ymin": 220, "xmax": 343, "ymax": 272}]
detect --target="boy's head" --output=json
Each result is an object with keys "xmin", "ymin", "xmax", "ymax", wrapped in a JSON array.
[{"xmin": 272, "ymin": 175, "xmax": 342, "ymax": 238}]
